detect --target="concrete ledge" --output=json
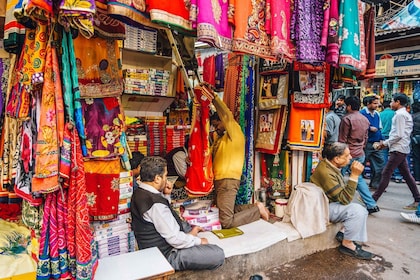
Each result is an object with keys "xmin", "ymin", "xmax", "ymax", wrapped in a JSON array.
[{"xmin": 170, "ymin": 223, "xmax": 342, "ymax": 280}]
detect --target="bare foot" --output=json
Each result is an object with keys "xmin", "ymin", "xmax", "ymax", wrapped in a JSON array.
[{"xmin": 256, "ymin": 202, "xmax": 270, "ymax": 221}]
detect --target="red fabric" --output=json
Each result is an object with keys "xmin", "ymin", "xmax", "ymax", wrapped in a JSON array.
[{"xmin": 203, "ymin": 55, "xmax": 216, "ymax": 87}]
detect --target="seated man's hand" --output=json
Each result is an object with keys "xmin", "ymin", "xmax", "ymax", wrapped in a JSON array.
[
  {"xmin": 349, "ymin": 161, "xmax": 364, "ymax": 179},
  {"xmin": 189, "ymin": 226, "xmax": 203, "ymax": 236},
  {"xmin": 163, "ymin": 181, "xmax": 173, "ymax": 195},
  {"xmin": 200, "ymin": 238, "xmax": 209, "ymax": 245}
]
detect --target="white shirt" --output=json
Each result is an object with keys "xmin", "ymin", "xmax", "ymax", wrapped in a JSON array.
[
  {"xmin": 139, "ymin": 183, "xmax": 201, "ymax": 249},
  {"xmin": 385, "ymin": 107, "xmax": 413, "ymax": 154}
]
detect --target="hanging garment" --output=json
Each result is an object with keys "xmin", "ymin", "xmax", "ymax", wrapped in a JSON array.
[
  {"xmin": 84, "ymin": 158, "xmax": 121, "ymax": 220},
  {"xmin": 0, "ymin": 58, "xmax": 11, "ymax": 135},
  {"xmin": 214, "ymin": 53, "xmax": 225, "ymax": 90},
  {"xmin": 267, "ymin": 0, "xmax": 295, "ymax": 61},
  {"xmin": 325, "ymin": 0, "xmax": 339, "ymax": 67},
  {"xmin": 37, "ymin": 191, "xmax": 71, "ymax": 279},
  {"xmin": 288, "ymin": 98, "xmax": 325, "ymax": 152},
  {"xmin": 81, "ymin": 97, "xmax": 124, "ymax": 159},
  {"xmin": 192, "ymin": 0, "xmax": 232, "ymax": 50},
  {"xmin": 58, "ymin": 0, "xmax": 96, "ymax": 38},
  {"xmin": 1, "ymin": 116, "xmax": 22, "ymax": 192},
  {"xmin": 32, "ymin": 43, "xmax": 65, "ymax": 193},
  {"xmin": 73, "ymin": 35, "xmax": 123, "ymax": 98},
  {"xmin": 66, "ymin": 125, "xmax": 96, "ymax": 279},
  {"xmin": 94, "ymin": 4, "xmax": 126, "ymax": 40},
  {"xmin": 255, "ymin": 106, "xmax": 288, "ymax": 154},
  {"xmin": 236, "ymin": 56, "xmax": 256, "ymax": 204},
  {"xmin": 185, "ymin": 86, "xmax": 214, "ymax": 196},
  {"xmin": 107, "ymin": 0, "xmax": 161, "ymax": 29},
  {"xmin": 3, "ymin": 0, "xmax": 26, "ymax": 53},
  {"xmin": 338, "ymin": 0, "xmax": 367, "ymax": 72},
  {"xmin": 147, "ymin": 0, "xmax": 194, "ymax": 35},
  {"xmin": 223, "ymin": 54, "xmax": 242, "ymax": 117},
  {"xmin": 203, "ymin": 55, "xmax": 216, "ymax": 87},
  {"xmin": 231, "ymin": 0, "xmax": 273, "ymax": 59},
  {"xmin": 358, "ymin": 6, "xmax": 376, "ymax": 79},
  {"xmin": 61, "ymin": 30, "xmax": 87, "ymax": 156},
  {"xmin": 290, "ymin": 0, "xmax": 325, "ymax": 64}
]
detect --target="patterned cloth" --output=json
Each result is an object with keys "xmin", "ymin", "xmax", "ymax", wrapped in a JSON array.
[
  {"xmin": 185, "ymin": 86, "xmax": 214, "ymax": 196},
  {"xmin": 107, "ymin": 0, "xmax": 161, "ymax": 29},
  {"xmin": 230, "ymin": 0, "xmax": 273, "ymax": 59},
  {"xmin": 325, "ymin": 0, "xmax": 339, "ymax": 67},
  {"xmin": 291, "ymin": 0, "xmax": 326, "ymax": 64},
  {"xmin": 359, "ymin": 6, "xmax": 376, "ymax": 79},
  {"xmin": 191, "ymin": 0, "xmax": 232, "ymax": 51},
  {"xmin": 3, "ymin": 0, "xmax": 26, "ymax": 53},
  {"xmin": 58, "ymin": 0, "xmax": 96, "ymax": 38},
  {"xmin": 338, "ymin": 0, "xmax": 367, "ymax": 72}
]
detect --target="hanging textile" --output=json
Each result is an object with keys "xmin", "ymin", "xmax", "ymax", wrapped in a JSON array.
[
  {"xmin": 266, "ymin": 0, "xmax": 295, "ymax": 62},
  {"xmin": 290, "ymin": 0, "xmax": 326, "ymax": 64},
  {"xmin": 325, "ymin": 0, "xmax": 339, "ymax": 67},
  {"xmin": 0, "ymin": 58, "xmax": 11, "ymax": 135},
  {"xmin": 191, "ymin": 0, "xmax": 232, "ymax": 51},
  {"xmin": 255, "ymin": 106, "xmax": 288, "ymax": 154},
  {"xmin": 58, "ymin": 0, "xmax": 96, "ymax": 38},
  {"xmin": 106, "ymin": 0, "xmax": 161, "ymax": 29},
  {"xmin": 185, "ymin": 85, "xmax": 214, "ymax": 196},
  {"xmin": 258, "ymin": 74, "xmax": 289, "ymax": 110},
  {"xmin": 61, "ymin": 30, "xmax": 87, "ymax": 156},
  {"xmin": 3, "ymin": 0, "xmax": 26, "ymax": 53},
  {"xmin": 147, "ymin": 0, "xmax": 194, "ymax": 35},
  {"xmin": 32, "ymin": 43, "xmax": 65, "ymax": 193},
  {"xmin": 358, "ymin": 6, "xmax": 376, "ymax": 79},
  {"xmin": 1, "ymin": 116, "xmax": 22, "ymax": 191},
  {"xmin": 230, "ymin": 0, "xmax": 273, "ymax": 60},
  {"xmin": 236, "ymin": 55, "xmax": 255, "ymax": 205},
  {"xmin": 66, "ymin": 124, "xmax": 96, "ymax": 279},
  {"xmin": 261, "ymin": 151, "xmax": 290, "ymax": 195},
  {"xmin": 338, "ymin": 0, "xmax": 367, "ymax": 72},
  {"xmin": 85, "ymin": 158, "xmax": 121, "ymax": 221},
  {"xmin": 215, "ymin": 53, "xmax": 225, "ymax": 90},
  {"xmin": 81, "ymin": 97, "xmax": 123, "ymax": 159},
  {"xmin": 37, "ymin": 191, "xmax": 71, "ymax": 279},
  {"xmin": 223, "ymin": 54, "xmax": 242, "ymax": 117},
  {"xmin": 292, "ymin": 62, "xmax": 330, "ymax": 109},
  {"xmin": 202, "ymin": 55, "xmax": 216, "ymax": 87},
  {"xmin": 94, "ymin": 3, "xmax": 126, "ymax": 40},
  {"xmin": 73, "ymin": 35, "xmax": 123, "ymax": 99},
  {"xmin": 288, "ymin": 97, "xmax": 325, "ymax": 151}
]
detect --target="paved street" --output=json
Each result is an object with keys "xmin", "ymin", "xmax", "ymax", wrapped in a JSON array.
[{"xmin": 257, "ymin": 179, "xmax": 420, "ymax": 280}]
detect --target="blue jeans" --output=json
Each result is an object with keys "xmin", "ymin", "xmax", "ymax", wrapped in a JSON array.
[{"xmin": 342, "ymin": 156, "xmax": 377, "ymax": 209}]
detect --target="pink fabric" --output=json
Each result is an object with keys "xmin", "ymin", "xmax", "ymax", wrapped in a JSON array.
[
  {"xmin": 269, "ymin": 0, "xmax": 295, "ymax": 61},
  {"xmin": 192, "ymin": 0, "xmax": 233, "ymax": 50},
  {"xmin": 325, "ymin": 0, "xmax": 339, "ymax": 67},
  {"xmin": 320, "ymin": 0, "xmax": 330, "ymax": 47}
]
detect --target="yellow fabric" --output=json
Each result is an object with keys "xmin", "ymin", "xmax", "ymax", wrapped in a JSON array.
[{"xmin": 211, "ymin": 95, "xmax": 245, "ymax": 180}]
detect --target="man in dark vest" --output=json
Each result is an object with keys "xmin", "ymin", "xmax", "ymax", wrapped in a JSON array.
[{"xmin": 130, "ymin": 156, "xmax": 224, "ymax": 271}]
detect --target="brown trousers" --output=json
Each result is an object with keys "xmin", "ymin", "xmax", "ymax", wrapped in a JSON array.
[{"xmin": 214, "ymin": 178, "xmax": 260, "ymax": 228}]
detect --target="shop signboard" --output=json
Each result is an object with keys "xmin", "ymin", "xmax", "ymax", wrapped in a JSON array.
[{"xmin": 376, "ymin": 47, "xmax": 420, "ymax": 77}]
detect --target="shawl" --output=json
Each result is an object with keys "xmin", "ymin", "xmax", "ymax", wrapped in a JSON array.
[
  {"xmin": 231, "ymin": 0, "xmax": 273, "ymax": 60},
  {"xmin": 32, "ymin": 43, "xmax": 64, "ymax": 193},
  {"xmin": 3, "ymin": 0, "xmax": 25, "ymax": 53},
  {"xmin": 325, "ymin": 0, "xmax": 339, "ymax": 67},
  {"xmin": 94, "ymin": 5, "xmax": 126, "ymax": 40},
  {"xmin": 338, "ymin": 0, "xmax": 367, "ymax": 72},
  {"xmin": 203, "ymin": 55, "xmax": 216, "ymax": 87},
  {"xmin": 215, "ymin": 53, "xmax": 225, "ymax": 90},
  {"xmin": 185, "ymin": 85, "xmax": 214, "ymax": 196},
  {"xmin": 267, "ymin": 0, "xmax": 294, "ymax": 61},
  {"xmin": 192, "ymin": 0, "xmax": 233, "ymax": 51},
  {"xmin": 147, "ymin": 0, "xmax": 194, "ymax": 35},
  {"xmin": 223, "ymin": 53, "xmax": 242, "ymax": 116},
  {"xmin": 358, "ymin": 6, "xmax": 376, "ymax": 79},
  {"xmin": 73, "ymin": 35, "xmax": 123, "ymax": 99},
  {"xmin": 58, "ymin": 0, "xmax": 96, "ymax": 38},
  {"xmin": 1, "ymin": 117, "xmax": 21, "ymax": 192}
]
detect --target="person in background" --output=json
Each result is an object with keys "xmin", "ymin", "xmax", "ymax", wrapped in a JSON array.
[
  {"xmin": 334, "ymin": 94, "xmax": 347, "ymax": 119},
  {"xmin": 360, "ymin": 95, "xmax": 385, "ymax": 190},
  {"xmin": 310, "ymin": 142, "xmax": 374, "ymax": 260},
  {"xmin": 325, "ymin": 103, "xmax": 342, "ymax": 144},
  {"xmin": 165, "ymin": 135, "xmax": 189, "ymax": 179},
  {"xmin": 206, "ymin": 87, "xmax": 269, "ymax": 229},
  {"xmin": 410, "ymin": 101, "xmax": 420, "ymax": 185},
  {"xmin": 338, "ymin": 96, "xmax": 380, "ymax": 214},
  {"xmin": 130, "ymin": 156, "xmax": 225, "ymax": 271},
  {"xmin": 373, "ymin": 93, "xmax": 420, "ymax": 210},
  {"xmin": 129, "ymin": 151, "xmax": 145, "ymax": 190},
  {"xmin": 379, "ymin": 100, "xmax": 402, "ymax": 182}
]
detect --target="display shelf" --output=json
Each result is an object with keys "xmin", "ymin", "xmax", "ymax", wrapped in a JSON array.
[{"xmin": 121, "ymin": 94, "xmax": 174, "ymax": 114}]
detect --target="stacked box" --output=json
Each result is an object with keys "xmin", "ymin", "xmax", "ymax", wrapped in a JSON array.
[
  {"xmin": 181, "ymin": 201, "xmax": 222, "ymax": 231},
  {"xmin": 124, "ymin": 25, "xmax": 157, "ymax": 54},
  {"xmin": 92, "ymin": 172, "xmax": 135, "ymax": 259},
  {"xmin": 145, "ymin": 117, "xmax": 166, "ymax": 156},
  {"xmin": 123, "ymin": 68, "xmax": 170, "ymax": 96},
  {"xmin": 165, "ymin": 125, "xmax": 189, "ymax": 153}
]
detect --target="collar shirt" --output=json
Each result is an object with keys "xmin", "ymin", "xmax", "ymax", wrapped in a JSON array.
[
  {"xmin": 338, "ymin": 111, "xmax": 370, "ymax": 158},
  {"xmin": 385, "ymin": 107, "xmax": 413, "ymax": 154}
]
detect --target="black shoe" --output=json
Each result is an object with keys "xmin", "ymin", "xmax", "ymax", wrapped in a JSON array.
[
  {"xmin": 335, "ymin": 231, "xmax": 344, "ymax": 243},
  {"xmin": 338, "ymin": 245, "xmax": 373, "ymax": 260},
  {"xmin": 249, "ymin": 275, "xmax": 263, "ymax": 280},
  {"xmin": 367, "ymin": 206, "xmax": 380, "ymax": 214}
]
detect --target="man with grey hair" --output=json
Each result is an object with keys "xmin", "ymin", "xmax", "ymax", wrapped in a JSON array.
[
  {"xmin": 130, "ymin": 156, "xmax": 225, "ymax": 271},
  {"xmin": 311, "ymin": 142, "xmax": 374, "ymax": 260}
]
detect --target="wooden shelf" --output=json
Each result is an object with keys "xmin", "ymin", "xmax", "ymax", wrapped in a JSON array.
[{"xmin": 121, "ymin": 94, "xmax": 174, "ymax": 113}]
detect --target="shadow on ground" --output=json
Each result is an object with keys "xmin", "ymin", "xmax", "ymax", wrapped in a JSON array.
[{"xmin": 258, "ymin": 248, "xmax": 395, "ymax": 280}]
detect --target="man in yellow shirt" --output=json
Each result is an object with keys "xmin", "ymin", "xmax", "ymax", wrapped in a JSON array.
[{"xmin": 209, "ymin": 91, "xmax": 269, "ymax": 229}]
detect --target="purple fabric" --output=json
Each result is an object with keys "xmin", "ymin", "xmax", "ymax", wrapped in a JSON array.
[
  {"xmin": 215, "ymin": 53, "xmax": 225, "ymax": 91},
  {"xmin": 291, "ymin": 0, "xmax": 326, "ymax": 64}
]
